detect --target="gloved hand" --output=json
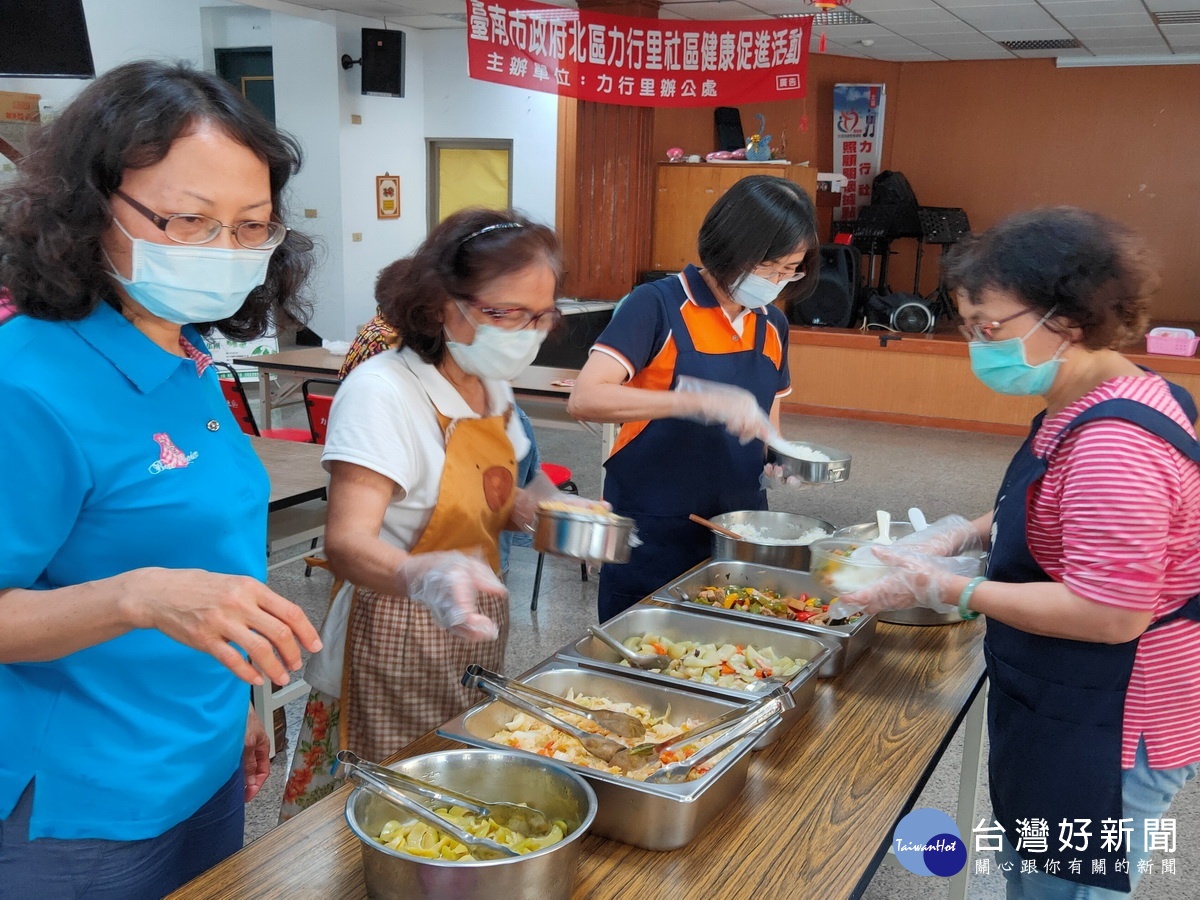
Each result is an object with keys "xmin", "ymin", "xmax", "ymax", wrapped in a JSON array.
[
  {"xmin": 674, "ymin": 375, "xmax": 771, "ymax": 445},
  {"xmin": 395, "ymin": 550, "xmax": 505, "ymax": 641},
  {"xmin": 511, "ymin": 471, "xmax": 609, "ymax": 532},
  {"xmin": 761, "ymin": 462, "xmax": 818, "ymax": 491},
  {"xmin": 893, "ymin": 514, "xmax": 983, "ymax": 557},
  {"xmin": 826, "ymin": 547, "xmax": 984, "ymax": 618}
]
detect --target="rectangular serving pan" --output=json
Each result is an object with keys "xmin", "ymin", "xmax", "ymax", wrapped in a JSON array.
[
  {"xmin": 651, "ymin": 560, "xmax": 877, "ymax": 676},
  {"xmin": 437, "ymin": 660, "xmax": 762, "ymax": 850},
  {"xmin": 554, "ymin": 605, "xmax": 829, "ymax": 747}
]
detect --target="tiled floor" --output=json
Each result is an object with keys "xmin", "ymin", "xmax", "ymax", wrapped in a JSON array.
[{"xmin": 249, "ymin": 410, "xmax": 1199, "ymax": 899}]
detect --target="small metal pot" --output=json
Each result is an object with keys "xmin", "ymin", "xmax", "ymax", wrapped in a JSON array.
[
  {"xmin": 533, "ymin": 508, "xmax": 636, "ymax": 564},
  {"xmin": 709, "ymin": 510, "xmax": 835, "ymax": 571},
  {"xmin": 345, "ymin": 749, "xmax": 597, "ymax": 900},
  {"xmin": 767, "ymin": 441, "xmax": 852, "ymax": 484}
]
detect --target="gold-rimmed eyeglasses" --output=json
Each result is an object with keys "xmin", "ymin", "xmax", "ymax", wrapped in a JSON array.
[
  {"xmin": 751, "ymin": 261, "xmax": 806, "ymax": 284},
  {"xmin": 113, "ymin": 190, "xmax": 288, "ymax": 250},
  {"xmin": 957, "ymin": 308, "xmax": 1037, "ymax": 343}
]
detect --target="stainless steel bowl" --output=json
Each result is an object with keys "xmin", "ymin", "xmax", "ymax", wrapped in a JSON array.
[
  {"xmin": 710, "ymin": 510, "xmax": 834, "ymax": 571},
  {"xmin": 438, "ymin": 661, "xmax": 761, "ymax": 850},
  {"xmin": 533, "ymin": 508, "xmax": 635, "ymax": 564},
  {"xmin": 345, "ymin": 749, "xmax": 597, "ymax": 900},
  {"xmin": 767, "ymin": 440, "xmax": 852, "ymax": 484}
]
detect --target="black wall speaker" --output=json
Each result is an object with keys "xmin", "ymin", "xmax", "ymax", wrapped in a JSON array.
[
  {"xmin": 361, "ymin": 28, "xmax": 404, "ymax": 97},
  {"xmin": 791, "ymin": 245, "xmax": 860, "ymax": 328}
]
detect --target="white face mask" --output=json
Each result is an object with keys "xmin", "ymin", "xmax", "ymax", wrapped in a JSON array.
[
  {"xmin": 106, "ymin": 219, "xmax": 275, "ymax": 325},
  {"xmin": 445, "ymin": 306, "xmax": 547, "ymax": 381},
  {"xmin": 730, "ymin": 272, "xmax": 787, "ymax": 310}
]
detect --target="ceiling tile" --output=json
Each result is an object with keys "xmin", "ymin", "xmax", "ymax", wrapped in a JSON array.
[
  {"xmin": 1042, "ymin": 0, "xmax": 1145, "ymax": 11},
  {"xmin": 950, "ymin": 6, "xmax": 1061, "ymax": 31},
  {"xmin": 655, "ymin": 1, "xmax": 762, "ymax": 18},
  {"xmin": 1069, "ymin": 24, "xmax": 1165, "ymax": 38},
  {"xmin": 1161, "ymin": 22, "xmax": 1200, "ymax": 34},
  {"xmin": 1144, "ymin": 0, "xmax": 1200, "ymax": 10},
  {"xmin": 986, "ymin": 27, "xmax": 1075, "ymax": 38}
]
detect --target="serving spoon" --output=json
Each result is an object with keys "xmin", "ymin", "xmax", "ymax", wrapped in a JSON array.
[
  {"xmin": 688, "ymin": 513, "xmax": 743, "ymax": 541},
  {"xmin": 588, "ymin": 624, "xmax": 670, "ymax": 670}
]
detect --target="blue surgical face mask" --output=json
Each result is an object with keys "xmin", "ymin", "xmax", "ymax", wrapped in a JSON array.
[
  {"xmin": 106, "ymin": 219, "xmax": 275, "ymax": 325},
  {"xmin": 968, "ymin": 310, "xmax": 1069, "ymax": 396},
  {"xmin": 730, "ymin": 272, "xmax": 787, "ymax": 310},
  {"xmin": 445, "ymin": 304, "xmax": 547, "ymax": 381}
]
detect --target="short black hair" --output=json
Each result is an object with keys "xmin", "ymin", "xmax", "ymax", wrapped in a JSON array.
[
  {"xmin": 697, "ymin": 175, "xmax": 821, "ymax": 305},
  {"xmin": 0, "ymin": 59, "xmax": 314, "ymax": 339},
  {"xmin": 376, "ymin": 208, "xmax": 562, "ymax": 367},
  {"xmin": 944, "ymin": 207, "xmax": 1158, "ymax": 350}
]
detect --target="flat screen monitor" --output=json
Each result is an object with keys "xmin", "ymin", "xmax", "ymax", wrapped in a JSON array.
[{"xmin": 0, "ymin": 0, "xmax": 96, "ymax": 78}]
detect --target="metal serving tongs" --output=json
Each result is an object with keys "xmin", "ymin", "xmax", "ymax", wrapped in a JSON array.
[
  {"xmin": 463, "ymin": 665, "xmax": 645, "ymax": 740},
  {"xmin": 609, "ymin": 691, "xmax": 794, "ymax": 773},
  {"xmin": 463, "ymin": 666, "xmax": 632, "ymax": 766},
  {"xmin": 335, "ymin": 752, "xmax": 520, "ymax": 860},
  {"xmin": 588, "ymin": 624, "xmax": 670, "ymax": 670},
  {"xmin": 335, "ymin": 750, "xmax": 553, "ymax": 837},
  {"xmin": 643, "ymin": 693, "xmax": 788, "ymax": 785}
]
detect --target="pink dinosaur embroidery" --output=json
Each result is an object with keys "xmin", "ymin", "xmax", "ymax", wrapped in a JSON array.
[{"xmin": 152, "ymin": 433, "xmax": 191, "ymax": 470}]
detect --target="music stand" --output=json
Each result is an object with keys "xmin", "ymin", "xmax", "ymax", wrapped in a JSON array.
[
  {"xmin": 915, "ymin": 206, "xmax": 971, "ymax": 321},
  {"xmin": 849, "ymin": 204, "xmax": 905, "ymax": 294}
]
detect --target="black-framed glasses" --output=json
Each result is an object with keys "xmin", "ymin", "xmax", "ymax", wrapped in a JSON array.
[
  {"xmin": 113, "ymin": 190, "xmax": 288, "ymax": 250},
  {"xmin": 957, "ymin": 307, "xmax": 1037, "ymax": 343},
  {"xmin": 460, "ymin": 299, "xmax": 563, "ymax": 332}
]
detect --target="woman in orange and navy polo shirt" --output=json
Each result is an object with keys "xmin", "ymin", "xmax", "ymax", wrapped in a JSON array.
[{"xmin": 569, "ymin": 176, "xmax": 819, "ymax": 620}]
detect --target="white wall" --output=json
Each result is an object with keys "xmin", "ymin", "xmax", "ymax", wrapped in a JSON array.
[
  {"xmin": 1, "ymin": 0, "xmax": 561, "ymax": 342},
  {"xmin": 422, "ymin": 29, "xmax": 559, "ymax": 229}
]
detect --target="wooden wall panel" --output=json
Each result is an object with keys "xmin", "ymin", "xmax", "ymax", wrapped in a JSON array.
[{"xmin": 650, "ymin": 55, "xmax": 1200, "ymax": 324}]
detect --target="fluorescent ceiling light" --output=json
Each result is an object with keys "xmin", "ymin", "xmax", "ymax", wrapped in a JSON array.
[{"xmin": 1056, "ymin": 53, "xmax": 1200, "ymax": 67}]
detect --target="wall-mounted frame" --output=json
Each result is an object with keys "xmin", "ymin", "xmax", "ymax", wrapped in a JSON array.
[
  {"xmin": 376, "ymin": 174, "xmax": 400, "ymax": 219},
  {"xmin": 426, "ymin": 139, "xmax": 513, "ymax": 231}
]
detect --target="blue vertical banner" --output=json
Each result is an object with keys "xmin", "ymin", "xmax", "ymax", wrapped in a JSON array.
[{"xmin": 832, "ymin": 83, "xmax": 885, "ymax": 221}]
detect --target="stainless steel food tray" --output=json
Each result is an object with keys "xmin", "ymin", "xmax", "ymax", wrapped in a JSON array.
[
  {"xmin": 437, "ymin": 660, "xmax": 762, "ymax": 850},
  {"xmin": 554, "ymin": 605, "xmax": 829, "ymax": 746},
  {"xmin": 651, "ymin": 560, "xmax": 877, "ymax": 676}
]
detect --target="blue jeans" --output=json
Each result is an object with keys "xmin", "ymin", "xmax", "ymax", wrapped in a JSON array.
[
  {"xmin": 0, "ymin": 769, "xmax": 243, "ymax": 899},
  {"xmin": 997, "ymin": 738, "xmax": 1197, "ymax": 898}
]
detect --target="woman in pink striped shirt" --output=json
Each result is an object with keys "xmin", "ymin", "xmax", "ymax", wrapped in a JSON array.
[{"xmin": 839, "ymin": 207, "xmax": 1200, "ymax": 897}]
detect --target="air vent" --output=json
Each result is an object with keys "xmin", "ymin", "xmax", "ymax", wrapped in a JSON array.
[
  {"xmin": 439, "ymin": 12, "xmax": 467, "ymax": 22},
  {"xmin": 998, "ymin": 38, "xmax": 1081, "ymax": 51},
  {"xmin": 778, "ymin": 10, "xmax": 872, "ymax": 25},
  {"xmin": 1154, "ymin": 10, "xmax": 1200, "ymax": 25}
]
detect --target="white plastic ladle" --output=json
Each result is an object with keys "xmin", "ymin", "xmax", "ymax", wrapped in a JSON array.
[
  {"xmin": 908, "ymin": 507, "xmax": 928, "ymax": 532},
  {"xmin": 874, "ymin": 509, "xmax": 893, "ymax": 545}
]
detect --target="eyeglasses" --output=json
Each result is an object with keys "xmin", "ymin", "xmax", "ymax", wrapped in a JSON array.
[
  {"xmin": 751, "ymin": 261, "xmax": 806, "ymax": 284},
  {"xmin": 957, "ymin": 308, "xmax": 1038, "ymax": 343},
  {"xmin": 463, "ymin": 299, "xmax": 563, "ymax": 332},
  {"xmin": 113, "ymin": 190, "xmax": 288, "ymax": 250}
]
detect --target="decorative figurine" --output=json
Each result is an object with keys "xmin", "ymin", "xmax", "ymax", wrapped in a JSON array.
[{"xmin": 745, "ymin": 114, "xmax": 773, "ymax": 162}]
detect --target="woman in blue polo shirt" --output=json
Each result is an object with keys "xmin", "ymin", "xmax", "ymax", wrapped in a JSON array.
[
  {"xmin": 0, "ymin": 62, "xmax": 328, "ymax": 898},
  {"xmin": 568, "ymin": 176, "xmax": 820, "ymax": 620}
]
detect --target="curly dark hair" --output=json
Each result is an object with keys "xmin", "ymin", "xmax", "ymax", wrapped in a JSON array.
[
  {"xmin": 0, "ymin": 60, "xmax": 314, "ymax": 339},
  {"xmin": 376, "ymin": 208, "xmax": 562, "ymax": 366},
  {"xmin": 697, "ymin": 175, "xmax": 821, "ymax": 306},
  {"xmin": 944, "ymin": 207, "xmax": 1158, "ymax": 350}
]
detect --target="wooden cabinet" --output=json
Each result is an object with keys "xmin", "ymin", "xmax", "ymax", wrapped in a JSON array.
[{"xmin": 648, "ymin": 163, "xmax": 819, "ymax": 271}]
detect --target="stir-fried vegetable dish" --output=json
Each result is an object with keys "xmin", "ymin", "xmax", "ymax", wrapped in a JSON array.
[
  {"xmin": 617, "ymin": 633, "xmax": 804, "ymax": 688},
  {"xmin": 373, "ymin": 809, "xmax": 566, "ymax": 860},
  {"xmin": 689, "ymin": 585, "xmax": 861, "ymax": 626}
]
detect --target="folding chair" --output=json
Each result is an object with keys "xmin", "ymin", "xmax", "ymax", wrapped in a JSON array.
[
  {"xmin": 302, "ymin": 379, "xmax": 340, "ymax": 444},
  {"xmin": 530, "ymin": 462, "xmax": 589, "ymax": 612},
  {"xmin": 213, "ymin": 361, "xmax": 313, "ymax": 442}
]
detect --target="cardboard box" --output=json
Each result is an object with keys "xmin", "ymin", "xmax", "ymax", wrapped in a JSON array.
[{"xmin": 0, "ymin": 92, "xmax": 41, "ymax": 123}]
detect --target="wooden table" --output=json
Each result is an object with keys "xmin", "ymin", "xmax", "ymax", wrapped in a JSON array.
[
  {"xmin": 169, "ymin": 619, "xmax": 987, "ymax": 900},
  {"xmin": 234, "ymin": 348, "xmax": 345, "ymax": 429},
  {"xmin": 250, "ymin": 435, "xmax": 327, "ymax": 512}
]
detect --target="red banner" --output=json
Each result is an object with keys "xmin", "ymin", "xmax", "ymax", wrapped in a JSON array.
[{"xmin": 466, "ymin": 0, "xmax": 811, "ymax": 108}]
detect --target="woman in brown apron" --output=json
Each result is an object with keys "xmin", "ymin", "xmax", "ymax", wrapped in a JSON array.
[{"xmin": 280, "ymin": 210, "xmax": 581, "ymax": 818}]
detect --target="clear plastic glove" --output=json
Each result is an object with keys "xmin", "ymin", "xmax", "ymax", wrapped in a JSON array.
[
  {"xmin": 395, "ymin": 550, "xmax": 505, "ymax": 642},
  {"xmin": 674, "ymin": 375, "xmax": 771, "ymax": 445},
  {"xmin": 761, "ymin": 462, "xmax": 816, "ymax": 491},
  {"xmin": 827, "ymin": 547, "xmax": 984, "ymax": 618},
  {"xmin": 511, "ymin": 471, "xmax": 609, "ymax": 532},
  {"xmin": 893, "ymin": 514, "xmax": 983, "ymax": 557}
]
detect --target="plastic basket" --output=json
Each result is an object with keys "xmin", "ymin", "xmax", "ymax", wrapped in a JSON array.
[{"xmin": 1145, "ymin": 327, "xmax": 1199, "ymax": 357}]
